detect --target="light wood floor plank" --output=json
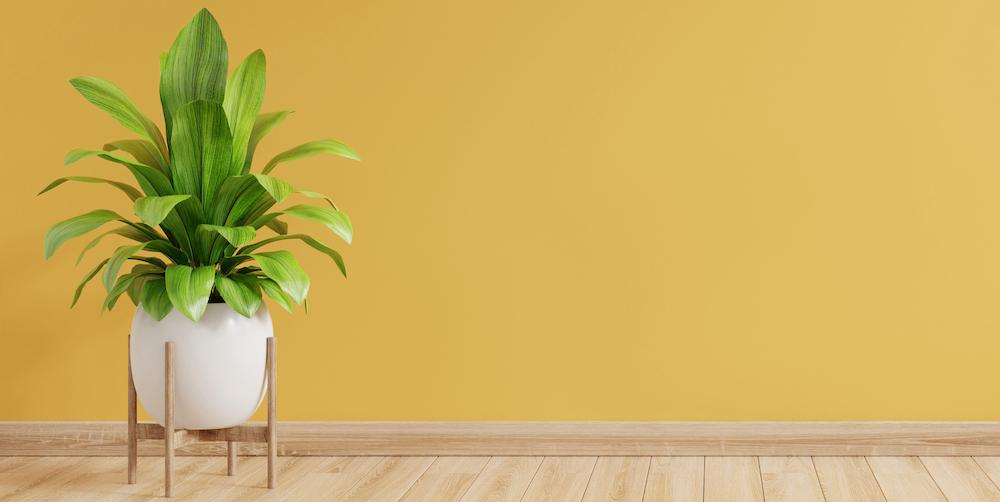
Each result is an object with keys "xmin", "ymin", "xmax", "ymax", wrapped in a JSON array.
[
  {"xmin": 866, "ymin": 457, "xmax": 946, "ymax": 502},
  {"xmin": 643, "ymin": 457, "xmax": 704, "ymax": 502},
  {"xmin": 273, "ymin": 456, "xmax": 384, "ymax": 500},
  {"xmin": 520, "ymin": 457, "xmax": 597, "ymax": 502},
  {"xmin": 920, "ymin": 457, "xmax": 1000, "ymax": 502},
  {"xmin": 580, "ymin": 456, "xmax": 649, "ymax": 502},
  {"xmin": 704, "ymin": 457, "xmax": 764, "ymax": 502},
  {"xmin": 813, "ymin": 456, "xmax": 885, "ymax": 502},
  {"xmin": 400, "ymin": 456, "xmax": 490, "ymax": 501},
  {"xmin": 758, "ymin": 456, "xmax": 824, "ymax": 502},
  {"xmin": 460, "ymin": 456, "xmax": 542, "ymax": 502},
  {"xmin": 974, "ymin": 457, "xmax": 1000, "ymax": 490},
  {"xmin": 339, "ymin": 456, "xmax": 436, "ymax": 502}
]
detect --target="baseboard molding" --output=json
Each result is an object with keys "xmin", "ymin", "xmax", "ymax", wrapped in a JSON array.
[{"xmin": 2, "ymin": 421, "xmax": 1000, "ymax": 456}]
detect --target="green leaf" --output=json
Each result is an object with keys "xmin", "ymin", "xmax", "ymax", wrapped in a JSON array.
[
  {"xmin": 280, "ymin": 204, "xmax": 353, "ymax": 244},
  {"xmin": 215, "ymin": 273, "xmax": 262, "ymax": 317},
  {"xmin": 170, "ymin": 100, "xmax": 235, "ymax": 209},
  {"xmin": 44, "ymin": 209, "xmax": 125, "ymax": 259},
  {"xmin": 159, "ymin": 8, "xmax": 228, "ymax": 140},
  {"xmin": 265, "ymin": 218, "xmax": 289, "ymax": 235},
  {"xmin": 69, "ymin": 76, "xmax": 168, "ymax": 160},
  {"xmin": 295, "ymin": 189, "xmax": 338, "ymax": 209},
  {"xmin": 64, "ymin": 149, "xmax": 174, "ymax": 196},
  {"xmin": 244, "ymin": 111, "xmax": 291, "ymax": 172},
  {"xmin": 126, "ymin": 265, "xmax": 161, "ymax": 305},
  {"xmin": 102, "ymin": 243, "xmax": 149, "ymax": 291},
  {"xmin": 165, "ymin": 265, "xmax": 216, "ymax": 321},
  {"xmin": 133, "ymin": 195, "xmax": 191, "ymax": 226},
  {"xmin": 103, "ymin": 269, "xmax": 159, "ymax": 312},
  {"xmin": 145, "ymin": 240, "xmax": 190, "ymax": 265},
  {"xmin": 140, "ymin": 278, "xmax": 173, "ymax": 320},
  {"xmin": 71, "ymin": 258, "xmax": 109, "ymax": 307},
  {"xmin": 261, "ymin": 139, "xmax": 360, "ymax": 174},
  {"xmin": 257, "ymin": 277, "xmax": 293, "ymax": 312},
  {"xmin": 225, "ymin": 50, "xmax": 266, "ymax": 172},
  {"xmin": 250, "ymin": 174, "xmax": 293, "ymax": 203},
  {"xmin": 103, "ymin": 140, "xmax": 168, "ymax": 172},
  {"xmin": 251, "ymin": 251, "xmax": 310, "ymax": 303},
  {"xmin": 76, "ymin": 226, "xmax": 154, "ymax": 265},
  {"xmin": 38, "ymin": 176, "xmax": 142, "ymax": 201},
  {"xmin": 239, "ymin": 234, "xmax": 346, "ymax": 277},
  {"xmin": 198, "ymin": 224, "xmax": 256, "ymax": 248}
]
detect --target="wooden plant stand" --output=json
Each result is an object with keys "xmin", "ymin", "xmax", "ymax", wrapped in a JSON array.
[{"xmin": 127, "ymin": 336, "xmax": 277, "ymax": 497}]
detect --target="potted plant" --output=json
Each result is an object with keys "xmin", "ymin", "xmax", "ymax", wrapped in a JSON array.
[{"xmin": 41, "ymin": 8, "xmax": 358, "ymax": 430}]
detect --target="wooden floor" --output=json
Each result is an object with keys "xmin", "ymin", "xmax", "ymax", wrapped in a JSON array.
[{"xmin": 4, "ymin": 456, "xmax": 1000, "ymax": 501}]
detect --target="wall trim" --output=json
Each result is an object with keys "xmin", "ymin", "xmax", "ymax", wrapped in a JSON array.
[{"xmin": 2, "ymin": 421, "xmax": 1000, "ymax": 456}]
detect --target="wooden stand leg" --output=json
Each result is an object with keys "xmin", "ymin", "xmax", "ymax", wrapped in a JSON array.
[
  {"xmin": 127, "ymin": 336, "xmax": 137, "ymax": 484},
  {"xmin": 227, "ymin": 440, "xmax": 237, "ymax": 476},
  {"xmin": 267, "ymin": 337, "xmax": 277, "ymax": 489},
  {"xmin": 164, "ymin": 341, "xmax": 175, "ymax": 498}
]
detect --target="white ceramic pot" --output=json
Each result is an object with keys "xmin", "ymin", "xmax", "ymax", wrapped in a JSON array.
[{"xmin": 130, "ymin": 303, "xmax": 273, "ymax": 430}]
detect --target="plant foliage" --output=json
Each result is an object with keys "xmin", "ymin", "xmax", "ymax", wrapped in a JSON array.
[{"xmin": 43, "ymin": 9, "xmax": 358, "ymax": 321}]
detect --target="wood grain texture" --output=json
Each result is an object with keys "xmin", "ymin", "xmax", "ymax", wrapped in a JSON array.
[
  {"xmin": 974, "ymin": 457, "xmax": 1000, "ymax": 490},
  {"xmin": 459, "ymin": 456, "xmax": 542, "ymax": 502},
  {"xmin": 1, "ymin": 456, "xmax": 999, "ymax": 500},
  {"xmin": 704, "ymin": 457, "xmax": 764, "ymax": 502},
  {"xmin": 164, "ymin": 341, "xmax": 174, "ymax": 497},
  {"xmin": 758, "ymin": 456, "xmax": 824, "ymax": 502},
  {"xmin": 339, "ymin": 456, "xmax": 436, "ymax": 502},
  {"xmin": 581, "ymin": 456, "xmax": 649, "ymax": 502},
  {"xmin": 813, "ymin": 456, "xmax": 886, "ymax": 502},
  {"xmin": 866, "ymin": 456, "xmax": 946, "ymax": 502},
  {"xmin": 920, "ymin": 456, "xmax": 1000, "ymax": 501},
  {"xmin": 399, "ymin": 456, "xmax": 489, "ymax": 501},
  {"xmin": 266, "ymin": 336, "xmax": 277, "ymax": 489},
  {"xmin": 6, "ymin": 421, "xmax": 1000, "ymax": 456},
  {"xmin": 521, "ymin": 457, "xmax": 598, "ymax": 502},
  {"xmin": 126, "ymin": 336, "xmax": 136, "ymax": 485},
  {"xmin": 643, "ymin": 457, "xmax": 704, "ymax": 502}
]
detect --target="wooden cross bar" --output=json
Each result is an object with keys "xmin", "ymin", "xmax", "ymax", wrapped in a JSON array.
[{"xmin": 127, "ymin": 336, "xmax": 277, "ymax": 497}]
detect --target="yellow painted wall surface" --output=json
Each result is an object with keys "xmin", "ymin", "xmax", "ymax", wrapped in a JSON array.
[{"xmin": 1, "ymin": 0, "xmax": 999, "ymax": 420}]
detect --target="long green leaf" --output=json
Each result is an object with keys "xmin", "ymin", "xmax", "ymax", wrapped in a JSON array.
[
  {"xmin": 71, "ymin": 258, "xmax": 109, "ymax": 307},
  {"xmin": 251, "ymin": 251, "xmax": 309, "ymax": 303},
  {"xmin": 225, "ymin": 50, "xmax": 266, "ymax": 172},
  {"xmin": 261, "ymin": 139, "xmax": 360, "ymax": 174},
  {"xmin": 140, "ymin": 278, "xmax": 173, "ymax": 321},
  {"xmin": 133, "ymin": 195, "xmax": 191, "ymax": 226},
  {"xmin": 103, "ymin": 140, "xmax": 167, "ymax": 172},
  {"xmin": 198, "ymin": 224, "xmax": 256, "ymax": 248},
  {"xmin": 295, "ymin": 189, "xmax": 338, "ymax": 209},
  {"xmin": 38, "ymin": 176, "xmax": 142, "ymax": 201},
  {"xmin": 159, "ymin": 8, "xmax": 228, "ymax": 140},
  {"xmin": 238, "ymin": 234, "xmax": 346, "ymax": 277},
  {"xmin": 64, "ymin": 149, "xmax": 174, "ymax": 196},
  {"xmin": 280, "ymin": 204, "xmax": 353, "ymax": 244},
  {"xmin": 103, "ymin": 269, "xmax": 160, "ymax": 311},
  {"xmin": 44, "ymin": 209, "xmax": 125, "ymax": 259},
  {"xmin": 76, "ymin": 226, "xmax": 153, "ymax": 265},
  {"xmin": 257, "ymin": 277, "xmax": 293, "ymax": 312},
  {"xmin": 215, "ymin": 273, "xmax": 262, "ymax": 317},
  {"xmin": 165, "ymin": 265, "xmax": 216, "ymax": 321},
  {"xmin": 69, "ymin": 76, "xmax": 168, "ymax": 161},
  {"xmin": 244, "ymin": 111, "xmax": 291, "ymax": 172},
  {"xmin": 126, "ymin": 265, "xmax": 162, "ymax": 305},
  {"xmin": 170, "ymin": 100, "xmax": 235, "ymax": 209},
  {"xmin": 145, "ymin": 240, "xmax": 190, "ymax": 265},
  {"xmin": 102, "ymin": 243, "xmax": 149, "ymax": 291}
]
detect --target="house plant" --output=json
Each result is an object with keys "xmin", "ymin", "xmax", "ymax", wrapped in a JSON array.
[{"xmin": 41, "ymin": 8, "xmax": 358, "ymax": 430}]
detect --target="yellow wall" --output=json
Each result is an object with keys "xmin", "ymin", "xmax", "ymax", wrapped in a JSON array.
[{"xmin": 2, "ymin": 0, "xmax": 999, "ymax": 420}]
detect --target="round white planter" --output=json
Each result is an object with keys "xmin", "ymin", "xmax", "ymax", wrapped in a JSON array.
[{"xmin": 130, "ymin": 303, "xmax": 273, "ymax": 430}]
